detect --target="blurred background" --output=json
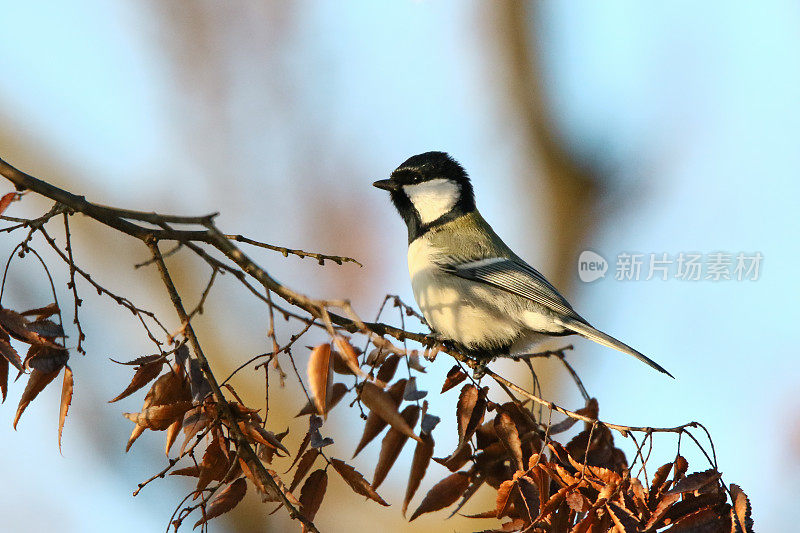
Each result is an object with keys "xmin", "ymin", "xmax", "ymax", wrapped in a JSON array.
[{"xmin": 0, "ymin": 1, "xmax": 798, "ymax": 531}]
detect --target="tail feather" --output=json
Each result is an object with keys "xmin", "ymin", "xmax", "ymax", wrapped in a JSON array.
[{"xmin": 556, "ymin": 317, "xmax": 674, "ymax": 378}]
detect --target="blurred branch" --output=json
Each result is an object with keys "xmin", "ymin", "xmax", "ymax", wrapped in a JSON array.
[{"xmin": 495, "ymin": 1, "xmax": 601, "ymax": 290}]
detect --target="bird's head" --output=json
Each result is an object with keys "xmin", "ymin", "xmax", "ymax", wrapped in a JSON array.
[{"xmin": 373, "ymin": 152, "xmax": 475, "ymax": 240}]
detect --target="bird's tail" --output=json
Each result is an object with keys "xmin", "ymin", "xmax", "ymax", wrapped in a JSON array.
[{"xmin": 555, "ymin": 317, "xmax": 674, "ymax": 378}]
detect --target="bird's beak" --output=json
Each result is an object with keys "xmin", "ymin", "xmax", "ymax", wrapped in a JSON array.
[{"xmin": 372, "ymin": 179, "xmax": 398, "ymax": 191}]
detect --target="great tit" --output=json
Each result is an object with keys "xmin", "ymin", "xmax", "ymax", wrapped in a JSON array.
[{"xmin": 373, "ymin": 151, "xmax": 672, "ymax": 377}]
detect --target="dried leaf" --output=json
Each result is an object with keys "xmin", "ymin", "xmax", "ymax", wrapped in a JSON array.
[
  {"xmin": 13, "ymin": 367, "xmax": 60, "ymax": 429},
  {"xmin": 0, "ymin": 355, "xmax": 7, "ymax": 402},
  {"xmin": 0, "ymin": 336, "xmax": 23, "ymax": 371},
  {"xmin": 407, "ymin": 350, "xmax": 426, "ymax": 372},
  {"xmin": 197, "ymin": 435, "xmax": 231, "ymax": 491},
  {"xmin": 494, "ymin": 412, "xmax": 523, "ymax": 471},
  {"xmin": 108, "ymin": 359, "xmax": 164, "ymax": 403},
  {"xmin": 295, "ymin": 382, "xmax": 348, "ymax": 417},
  {"xmin": 27, "ymin": 319, "xmax": 64, "ymax": 338},
  {"xmin": 667, "ymin": 506, "xmax": 728, "ymax": 532},
  {"xmin": 434, "ymin": 441, "xmax": 472, "ymax": 472},
  {"xmin": 403, "ymin": 433, "xmax": 434, "ymax": 517},
  {"xmin": 353, "ymin": 378, "xmax": 407, "ymax": 456},
  {"xmin": 25, "ymin": 345, "xmax": 68, "ymax": 373},
  {"xmin": 403, "ymin": 377, "xmax": 427, "ymax": 401},
  {"xmin": 299, "ymin": 469, "xmax": 327, "ymax": 521},
  {"xmin": 238, "ymin": 421, "xmax": 290, "ymax": 455},
  {"xmin": 456, "ymin": 384, "xmax": 485, "ymax": 448},
  {"xmin": 289, "ymin": 449, "xmax": 320, "ymax": 492},
  {"xmin": 666, "ymin": 469, "xmax": 722, "ymax": 495},
  {"xmin": 329, "ymin": 458, "xmax": 389, "ymax": 506},
  {"xmin": 649, "ymin": 461, "xmax": 674, "ymax": 504},
  {"xmin": 144, "ymin": 366, "xmax": 192, "ymax": 408},
  {"xmin": 440, "ymin": 365, "xmax": 467, "ymax": 393},
  {"xmin": 373, "ymin": 404, "xmax": 421, "ymax": 489},
  {"xmin": 409, "ymin": 471, "xmax": 471, "ymax": 521},
  {"xmin": 58, "ymin": 365, "xmax": 73, "ymax": 451},
  {"xmin": 123, "ymin": 401, "xmax": 193, "ymax": 430},
  {"xmin": 306, "ymin": 344, "xmax": 332, "ymax": 418},
  {"xmin": 495, "ymin": 479, "xmax": 515, "ymax": 519},
  {"xmin": 171, "ymin": 465, "xmax": 201, "ymax": 477},
  {"xmin": 360, "ymin": 381, "xmax": 422, "ymax": 444},
  {"xmin": 332, "ymin": 336, "xmax": 363, "ymax": 376},
  {"xmin": 193, "ymin": 477, "xmax": 247, "ymax": 529},
  {"xmin": 0, "ymin": 192, "xmax": 15, "ymax": 215},
  {"xmin": 730, "ymin": 483, "xmax": 753, "ymax": 532},
  {"xmin": 165, "ymin": 418, "xmax": 182, "ymax": 456},
  {"xmin": 643, "ymin": 492, "xmax": 681, "ymax": 530},
  {"xmin": 21, "ymin": 303, "xmax": 60, "ymax": 320},
  {"xmin": 456, "ymin": 384, "xmax": 478, "ymax": 445},
  {"xmin": 375, "ymin": 354, "xmax": 400, "ymax": 384},
  {"xmin": 126, "ymin": 424, "xmax": 146, "ymax": 452},
  {"xmin": 0, "ymin": 308, "xmax": 58, "ymax": 347}
]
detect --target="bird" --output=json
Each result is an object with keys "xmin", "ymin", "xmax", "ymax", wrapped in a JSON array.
[{"xmin": 373, "ymin": 151, "xmax": 672, "ymax": 377}]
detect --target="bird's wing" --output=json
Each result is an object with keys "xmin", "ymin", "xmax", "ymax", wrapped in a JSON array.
[{"xmin": 438, "ymin": 256, "xmax": 584, "ymax": 321}]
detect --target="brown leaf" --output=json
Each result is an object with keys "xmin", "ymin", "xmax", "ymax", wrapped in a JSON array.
[
  {"xmin": 295, "ymin": 382, "xmax": 348, "ymax": 417},
  {"xmin": 360, "ymin": 381, "xmax": 422, "ymax": 444},
  {"xmin": 289, "ymin": 449, "xmax": 320, "ymax": 492},
  {"xmin": 299, "ymin": 469, "xmax": 327, "ymax": 522},
  {"xmin": 25, "ymin": 345, "xmax": 68, "ymax": 373},
  {"xmin": 198, "ymin": 434, "xmax": 231, "ymax": 491},
  {"xmin": 673, "ymin": 454, "xmax": 689, "ymax": 483},
  {"xmin": 375, "ymin": 354, "xmax": 400, "ymax": 384},
  {"xmin": 307, "ymin": 344, "xmax": 332, "ymax": 418},
  {"xmin": 643, "ymin": 492, "xmax": 681, "ymax": 530},
  {"xmin": 0, "ymin": 355, "xmax": 7, "ymax": 402},
  {"xmin": 238, "ymin": 421, "xmax": 290, "ymax": 456},
  {"xmin": 332, "ymin": 336, "xmax": 363, "ymax": 376},
  {"xmin": 193, "ymin": 477, "xmax": 247, "ymax": 529},
  {"xmin": 165, "ymin": 418, "xmax": 182, "ymax": 456},
  {"xmin": 565, "ymin": 489, "xmax": 590, "ymax": 513},
  {"xmin": 667, "ymin": 506, "xmax": 729, "ymax": 532},
  {"xmin": 126, "ymin": 424, "xmax": 146, "ymax": 452},
  {"xmin": 666, "ymin": 469, "xmax": 722, "ymax": 495},
  {"xmin": 440, "ymin": 365, "xmax": 467, "ymax": 393},
  {"xmin": 352, "ymin": 378, "xmax": 407, "ymax": 457},
  {"xmin": 434, "ymin": 441, "xmax": 472, "ymax": 472},
  {"xmin": 0, "ymin": 308, "xmax": 59, "ymax": 347},
  {"xmin": 123, "ymin": 401, "xmax": 193, "ymax": 430},
  {"xmin": 108, "ymin": 359, "xmax": 164, "ymax": 403},
  {"xmin": 533, "ymin": 484, "xmax": 570, "ymax": 523},
  {"xmin": 649, "ymin": 461, "xmax": 674, "ymax": 505},
  {"xmin": 58, "ymin": 365, "xmax": 73, "ymax": 451},
  {"xmin": 21, "ymin": 303, "xmax": 60, "ymax": 320},
  {"xmin": 730, "ymin": 483, "xmax": 753, "ymax": 532},
  {"xmin": 0, "ymin": 336, "xmax": 22, "ymax": 371},
  {"xmin": 144, "ymin": 366, "xmax": 192, "ymax": 408},
  {"xmin": 403, "ymin": 432, "xmax": 434, "ymax": 517},
  {"xmin": 495, "ymin": 479, "xmax": 515, "ymax": 519},
  {"xmin": 494, "ymin": 412, "xmax": 523, "ymax": 471},
  {"xmin": 171, "ymin": 465, "xmax": 201, "ymax": 477},
  {"xmin": 409, "ymin": 471, "xmax": 471, "ymax": 521},
  {"xmin": 13, "ymin": 367, "xmax": 61, "ymax": 429},
  {"xmin": 373, "ymin": 404, "xmax": 421, "ymax": 489},
  {"xmin": 456, "ymin": 384, "xmax": 478, "ymax": 445},
  {"xmin": 0, "ymin": 192, "xmax": 16, "ymax": 215},
  {"xmin": 329, "ymin": 458, "xmax": 389, "ymax": 506}
]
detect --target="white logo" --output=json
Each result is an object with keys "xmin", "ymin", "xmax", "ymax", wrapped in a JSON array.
[{"xmin": 578, "ymin": 251, "xmax": 608, "ymax": 283}]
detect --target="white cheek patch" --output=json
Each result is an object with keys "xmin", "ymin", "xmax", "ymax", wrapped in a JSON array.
[{"xmin": 403, "ymin": 178, "xmax": 460, "ymax": 225}]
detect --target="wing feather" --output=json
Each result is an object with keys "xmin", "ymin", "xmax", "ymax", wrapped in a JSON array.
[{"xmin": 439, "ymin": 256, "xmax": 583, "ymax": 321}]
